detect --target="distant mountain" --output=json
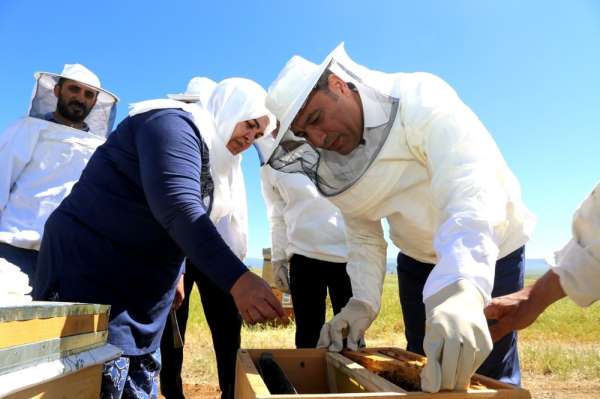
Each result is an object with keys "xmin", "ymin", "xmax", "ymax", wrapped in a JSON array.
[{"xmin": 247, "ymin": 257, "xmax": 549, "ymax": 277}]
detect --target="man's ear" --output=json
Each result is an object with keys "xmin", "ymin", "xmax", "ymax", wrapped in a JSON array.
[
  {"xmin": 53, "ymin": 84, "xmax": 61, "ymax": 98},
  {"xmin": 327, "ymin": 73, "xmax": 350, "ymax": 96}
]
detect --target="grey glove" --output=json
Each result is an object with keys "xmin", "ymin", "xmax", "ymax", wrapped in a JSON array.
[
  {"xmin": 317, "ymin": 298, "xmax": 376, "ymax": 352},
  {"xmin": 421, "ymin": 280, "xmax": 493, "ymax": 393},
  {"xmin": 272, "ymin": 260, "xmax": 290, "ymax": 293}
]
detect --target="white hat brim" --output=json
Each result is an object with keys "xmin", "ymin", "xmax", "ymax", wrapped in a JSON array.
[
  {"xmin": 266, "ymin": 43, "xmax": 345, "ymax": 164},
  {"xmin": 34, "ymin": 71, "xmax": 119, "ymax": 102}
]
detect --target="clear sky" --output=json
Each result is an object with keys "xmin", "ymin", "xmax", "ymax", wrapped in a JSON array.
[{"xmin": 1, "ymin": 1, "xmax": 598, "ymax": 259}]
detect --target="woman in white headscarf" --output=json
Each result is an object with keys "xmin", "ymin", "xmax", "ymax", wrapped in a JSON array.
[{"xmin": 160, "ymin": 78, "xmax": 275, "ymax": 399}]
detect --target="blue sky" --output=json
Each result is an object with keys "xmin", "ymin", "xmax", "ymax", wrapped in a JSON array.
[{"xmin": 1, "ymin": 1, "xmax": 598, "ymax": 259}]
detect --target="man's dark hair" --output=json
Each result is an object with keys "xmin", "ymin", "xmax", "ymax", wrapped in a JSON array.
[
  {"xmin": 315, "ymin": 70, "xmax": 333, "ymax": 91},
  {"xmin": 56, "ymin": 77, "xmax": 66, "ymax": 88},
  {"xmin": 314, "ymin": 70, "xmax": 357, "ymax": 93}
]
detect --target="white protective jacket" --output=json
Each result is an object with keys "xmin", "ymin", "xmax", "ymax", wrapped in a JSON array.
[
  {"xmin": 329, "ymin": 73, "xmax": 536, "ymax": 314},
  {"xmin": 261, "ymin": 165, "xmax": 347, "ymax": 264},
  {"xmin": 550, "ymin": 182, "xmax": 600, "ymax": 306},
  {"xmin": 0, "ymin": 117, "xmax": 108, "ymax": 250}
]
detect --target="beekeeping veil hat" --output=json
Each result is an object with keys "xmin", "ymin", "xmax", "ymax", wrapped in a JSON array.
[
  {"xmin": 167, "ymin": 77, "xmax": 217, "ymax": 107},
  {"xmin": 264, "ymin": 43, "xmax": 398, "ymax": 196},
  {"xmin": 29, "ymin": 64, "xmax": 119, "ymax": 136}
]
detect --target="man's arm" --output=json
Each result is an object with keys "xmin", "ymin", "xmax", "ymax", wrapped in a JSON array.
[
  {"xmin": 260, "ymin": 167, "xmax": 289, "ymax": 265},
  {"xmin": 405, "ymin": 73, "xmax": 512, "ymax": 303},
  {"xmin": 484, "ymin": 270, "xmax": 565, "ymax": 342},
  {"xmin": 260, "ymin": 167, "xmax": 290, "ymax": 292},
  {"xmin": 404, "ymin": 73, "xmax": 511, "ymax": 391},
  {"xmin": 316, "ymin": 215, "xmax": 385, "ymax": 352},
  {"xmin": 485, "ymin": 182, "xmax": 600, "ymax": 341},
  {"xmin": 552, "ymin": 182, "xmax": 600, "ymax": 306},
  {"xmin": 0, "ymin": 117, "xmax": 42, "ymax": 212}
]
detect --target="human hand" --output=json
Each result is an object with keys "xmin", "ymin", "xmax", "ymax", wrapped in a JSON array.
[
  {"xmin": 317, "ymin": 298, "xmax": 376, "ymax": 352},
  {"xmin": 272, "ymin": 260, "xmax": 290, "ymax": 293},
  {"xmin": 230, "ymin": 271, "xmax": 286, "ymax": 324},
  {"xmin": 421, "ymin": 280, "xmax": 492, "ymax": 392}
]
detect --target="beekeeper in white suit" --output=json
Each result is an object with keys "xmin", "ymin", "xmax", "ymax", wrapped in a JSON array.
[
  {"xmin": 264, "ymin": 44, "xmax": 535, "ymax": 392},
  {"xmin": 0, "ymin": 64, "xmax": 118, "ymax": 281}
]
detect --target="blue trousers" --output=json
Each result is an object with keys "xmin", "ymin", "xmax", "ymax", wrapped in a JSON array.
[
  {"xmin": 101, "ymin": 350, "xmax": 161, "ymax": 399},
  {"xmin": 396, "ymin": 247, "xmax": 524, "ymax": 386},
  {"xmin": 0, "ymin": 242, "xmax": 38, "ymax": 283}
]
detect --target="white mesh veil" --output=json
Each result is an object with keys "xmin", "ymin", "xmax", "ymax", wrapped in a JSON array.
[{"xmin": 268, "ymin": 56, "xmax": 399, "ymax": 196}]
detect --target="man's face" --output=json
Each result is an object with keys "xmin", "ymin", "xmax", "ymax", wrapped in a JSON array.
[
  {"xmin": 226, "ymin": 115, "xmax": 271, "ymax": 155},
  {"xmin": 53, "ymin": 79, "xmax": 98, "ymax": 123},
  {"xmin": 290, "ymin": 74, "xmax": 363, "ymax": 155}
]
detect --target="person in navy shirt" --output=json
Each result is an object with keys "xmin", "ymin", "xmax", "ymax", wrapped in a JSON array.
[{"xmin": 33, "ymin": 81, "xmax": 283, "ymax": 398}]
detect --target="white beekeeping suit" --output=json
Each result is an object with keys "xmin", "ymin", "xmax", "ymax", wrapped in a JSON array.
[
  {"xmin": 550, "ymin": 182, "xmax": 600, "ymax": 306},
  {"xmin": 0, "ymin": 64, "xmax": 118, "ymax": 250},
  {"xmin": 265, "ymin": 44, "xmax": 535, "ymax": 392}
]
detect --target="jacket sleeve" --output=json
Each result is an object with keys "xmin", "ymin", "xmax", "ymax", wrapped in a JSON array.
[
  {"xmin": 260, "ymin": 167, "xmax": 289, "ymax": 263},
  {"xmin": 134, "ymin": 111, "xmax": 248, "ymax": 292},
  {"xmin": 0, "ymin": 117, "xmax": 41, "ymax": 213},
  {"xmin": 551, "ymin": 182, "xmax": 600, "ymax": 306},
  {"xmin": 404, "ymin": 73, "xmax": 513, "ymax": 303},
  {"xmin": 344, "ymin": 214, "xmax": 387, "ymax": 314}
]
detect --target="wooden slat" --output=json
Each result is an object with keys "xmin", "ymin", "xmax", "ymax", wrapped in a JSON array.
[
  {"xmin": 326, "ymin": 352, "xmax": 407, "ymax": 394},
  {"xmin": 0, "ymin": 313, "xmax": 108, "ymax": 349},
  {"xmin": 236, "ymin": 350, "xmax": 270, "ymax": 399},
  {"xmin": 0, "ymin": 331, "xmax": 108, "ymax": 373},
  {"xmin": 6, "ymin": 364, "xmax": 103, "ymax": 399}
]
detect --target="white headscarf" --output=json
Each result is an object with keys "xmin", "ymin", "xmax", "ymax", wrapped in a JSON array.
[{"xmin": 204, "ymin": 78, "xmax": 275, "ymax": 259}]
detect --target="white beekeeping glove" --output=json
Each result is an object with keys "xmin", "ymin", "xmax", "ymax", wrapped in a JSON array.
[
  {"xmin": 317, "ymin": 298, "xmax": 376, "ymax": 352},
  {"xmin": 272, "ymin": 260, "xmax": 290, "ymax": 293},
  {"xmin": 421, "ymin": 279, "xmax": 492, "ymax": 392}
]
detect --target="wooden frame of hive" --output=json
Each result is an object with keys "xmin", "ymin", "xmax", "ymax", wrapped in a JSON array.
[{"xmin": 235, "ymin": 348, "xmax": 530, "ymax": 399}]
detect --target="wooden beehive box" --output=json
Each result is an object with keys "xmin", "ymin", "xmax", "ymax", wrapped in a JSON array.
[
  {"xmin": 0, "ymin": 301, "xmax": 121, "ymax": 398},
  {"xmin": 235, "ymin": 348, "xmax": 531, "ymax": 399}
]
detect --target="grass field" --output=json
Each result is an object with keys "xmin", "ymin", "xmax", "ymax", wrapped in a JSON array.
[{"xmin": 178, "ymin": 274, "xmax": 600, "ymax": 398}]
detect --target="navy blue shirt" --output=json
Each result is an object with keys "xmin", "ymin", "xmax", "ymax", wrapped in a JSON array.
[{"xmin": 33, "ymin": 109, "xmax": 248, "ymax": 355}]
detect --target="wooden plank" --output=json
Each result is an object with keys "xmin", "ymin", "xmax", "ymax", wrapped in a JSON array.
[
  {"xmin": 326, "ymin": 352, "xmax": 407, "ymax": 394},
  {"xmin": 0, "ymin": 302, "xmax": 109, "ymax": 322},
  {"xmin": 0, "ymin": 331, "xmax": 108, "ymax": 374},
  {"xmin": 6, "ymin": 364, "xmax": 103, "ymax": 399},
  {"xmin": 236, "ymin": 350, "xmax": 270, "ymax": 399},
  {"xmin": 0, "ymin": 313, "xmax": 108, "ymax": 349}
]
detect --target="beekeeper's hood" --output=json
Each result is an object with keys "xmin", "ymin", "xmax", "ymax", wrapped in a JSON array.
[
  {"xmin": 265, "ymin": 43, "xmax": 399, "ymax": 197},
  {"xmin": 167, "ymin": 76, "xmax": 217, "ymax": 107},
  {"xmin": 29, "ymin": 63, "xmax": 119, "ymax": 137}
]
